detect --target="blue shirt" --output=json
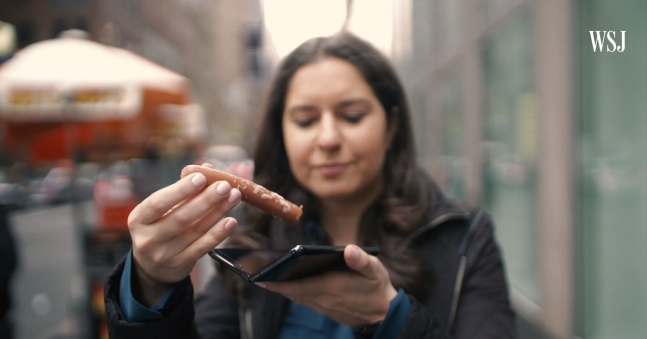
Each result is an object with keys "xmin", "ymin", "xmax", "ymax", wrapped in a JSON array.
[
  {"xmin": 119, "ymin": 250, "xmax": 186, "ymax": 321},
  {"xmin": 119, "ymin": 251, "xmax": 411, "ymax": 338},
  {"xmin": 278, "ymin": 289, "xmax": 411, "ymax": 339}
]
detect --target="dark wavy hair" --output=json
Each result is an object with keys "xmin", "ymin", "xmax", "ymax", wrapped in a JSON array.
[{"xmin": 223, "ymin": 32, "xmax": 437, "ymax": 302}]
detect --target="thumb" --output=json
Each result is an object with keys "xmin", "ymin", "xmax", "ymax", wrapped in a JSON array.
[{"xmin": 344, "ymin": 245, "xmax": 380, "ymax": 278}]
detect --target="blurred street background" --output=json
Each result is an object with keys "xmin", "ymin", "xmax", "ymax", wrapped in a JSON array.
[{"xmin": 0, "ymin": 0, "xmax": 645, "ymax": 339}]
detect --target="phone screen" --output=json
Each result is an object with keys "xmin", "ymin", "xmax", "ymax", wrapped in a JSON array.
[{"xmin": 255, "ymin": 249, "xmax": 347, "ymax": 282}]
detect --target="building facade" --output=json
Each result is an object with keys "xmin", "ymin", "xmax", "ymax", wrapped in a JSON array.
[{"xmin": 392, "ymin": 1, "xmax": 647, "ymax": 338}]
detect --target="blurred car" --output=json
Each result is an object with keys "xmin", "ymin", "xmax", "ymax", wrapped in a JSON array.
[
  {"xmin": 30, "ymin": 165, "xmax": 73, "ymax": 205},
  {"xmin": 0, "ymin": 181, "xmax": 28, "ymax": 207},
  {"xmin": 29, "ymin": 161, "xmax": 99, "ymax": 206}
]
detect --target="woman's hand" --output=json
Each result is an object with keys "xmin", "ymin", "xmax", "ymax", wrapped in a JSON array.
[
  {"xmin": 127, "ymin": 164, "xmax": 242, "ymax": 306},
  {"xmin": 263, "ymin": 245, "xmax": 398, "ymax": 327}
]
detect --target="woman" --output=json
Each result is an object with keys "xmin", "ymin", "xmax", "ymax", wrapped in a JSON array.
[{"xmin": 105, "ymin": 33, "xmax": 517, "ymax": 338}]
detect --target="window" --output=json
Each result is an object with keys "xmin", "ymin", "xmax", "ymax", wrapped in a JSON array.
[
  {"xmin": 482, "ymin": 7, "xmax": 539, "ymax": 302},
  {"xmin": 577, "ymin": 0, "xmax": 647, "ymax": 337},
  {"xmin": 430, "ymin": 0, "xmax": 462, "ymax": 58},
  {"xmin": 434, "ymin": 72, "xmax": 466, "ymax": 199}
]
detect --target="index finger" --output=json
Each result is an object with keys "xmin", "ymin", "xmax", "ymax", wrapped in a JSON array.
[{"xmin": 130, "ymin": 173, "xmax": 208, "ymax": 225}]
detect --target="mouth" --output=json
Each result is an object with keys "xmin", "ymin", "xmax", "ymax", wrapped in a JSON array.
[{"xmin": 315, "ymin": 163, "xmax": 348, "ymax": 176}]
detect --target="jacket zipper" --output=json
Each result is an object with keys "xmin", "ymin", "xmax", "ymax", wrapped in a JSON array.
[
  {"xmin": 238, "ymin": 306, "xmax": 253, "ymax": 339},
  {"xmin": 238, "ymin": 307, "xmax": 253, "ymax": 339},
  {"xmin": 397, "ymin": 210, "xmax": 474, "ymax": 333},
  {"xmin": 448, "ymin": 256, "xmax": 467, "ymax": 332},
  {"xmin": 448, "ymin": 209, "xmax": 484, "ymax": 332},
  {"xmin": 244, "ymin": 307, "xmax": 253, "ymax": 339}
]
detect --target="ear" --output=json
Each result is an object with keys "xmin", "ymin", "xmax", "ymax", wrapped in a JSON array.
[{"xmin": 386, "ymin": 106, "xmax": 399, "ymax": 148}]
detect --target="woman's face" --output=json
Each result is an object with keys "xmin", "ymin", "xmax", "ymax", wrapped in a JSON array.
[{"xmin": 282, "ymin": 57, "xmax": 391, "ymax": 201}]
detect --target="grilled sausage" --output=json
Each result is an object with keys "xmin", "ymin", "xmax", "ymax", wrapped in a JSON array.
[{"xmin": 181, "ymin": 165, "xmax": 303, "ymax": 223}]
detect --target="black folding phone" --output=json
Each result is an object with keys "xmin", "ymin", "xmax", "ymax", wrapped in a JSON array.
[{"xmin": 209, "ymin": 245, "xmax": 380, "ymax": 282}]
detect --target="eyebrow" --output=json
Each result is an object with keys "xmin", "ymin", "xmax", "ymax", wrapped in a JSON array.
[
  {"xmin": 336, "ymin": 98, "xmax": 372, "ymax": 110},
  {"xmin": 286, "ymin": 104, "xmax": 318, "ymax": 116}
]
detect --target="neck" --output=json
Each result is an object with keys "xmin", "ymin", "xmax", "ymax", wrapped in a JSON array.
[{"xmin": 319, "ymin": 178, "xmax": 383, "ymax": 246}]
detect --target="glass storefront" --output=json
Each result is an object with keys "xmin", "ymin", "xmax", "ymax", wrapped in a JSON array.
[
  {"xmin": 399, "ymin": 0, "xmax": 647, "ymax": 336},
  {"xmin": 482, "ymin": 7, "xmax": 539, "ymax": 303},
  {"xmin": 435, "ymin": 73, "xmax": 466, "ymax": 200},
  {"xmin": 577, "ymin": 0, "xmax": 647, "ymax": 338},
  {"xmin": 410, "ymin": 84, "xmax": 433, "ymax": 172}
]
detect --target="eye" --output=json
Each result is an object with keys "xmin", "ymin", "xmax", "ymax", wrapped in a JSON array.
[
  {"xmin": 343, "ymin": 112, "xmax": 365, "ymax": 123},
  {"xmin": 295, "ymin": 117, "xmax": 315, "ymax": 127}
]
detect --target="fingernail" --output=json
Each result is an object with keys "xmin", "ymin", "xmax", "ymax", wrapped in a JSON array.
[
  {"xmin": 224, "ymin": 218, "xmax": 237, "ymax": 231},
  {"xmin": 255, "ymin": 282, "xmax": 266, "ymax": 289},
  {"xmin": 228, "ymin": 189, "xmax": 242, "ymax": 204},
  {"xmin": 216, "ymin": 181, "xmax": 231, "ymax": 195},
  {"xmin": 192, "ymin": 173, "xmax": 206, "ymax": 187},
  {"xmin": 349, "ymin": 247, "xmax": 359, "ymax": 262}
]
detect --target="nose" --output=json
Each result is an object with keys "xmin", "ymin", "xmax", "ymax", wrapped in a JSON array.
[{"xmin": 316, "ymin": 113, "xmax": 342, "ymax": 151}]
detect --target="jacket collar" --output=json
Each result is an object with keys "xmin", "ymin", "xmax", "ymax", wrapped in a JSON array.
[
  {"xmin": 427, "ymin": 180, "xmax": 472, "ymax": 223},
  {"xmin": 397, "ymin": 181, "xmax": 472, "ymax": 252}
]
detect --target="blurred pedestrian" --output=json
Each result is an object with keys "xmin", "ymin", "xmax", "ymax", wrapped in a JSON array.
[
  {"xmin": 0, "ymin": 203, "xmax": 17, "ymax": 339},
  {"xmin": 105, "ymin": 33, "xmax": 517, "ymax": 338},
  {"xmin": 0, "ymin": 163, "xmax": 23, "ymax": 339}
]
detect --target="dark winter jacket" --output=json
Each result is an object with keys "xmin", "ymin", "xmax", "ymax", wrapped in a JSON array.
[{"xmin": 105, "ymin": 186, "xmax": 517, "ymax": 338}]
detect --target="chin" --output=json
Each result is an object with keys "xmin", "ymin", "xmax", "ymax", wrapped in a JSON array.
[{"xmin": 310, "ymin": 185, "xmax": 356, "ymax": 200}]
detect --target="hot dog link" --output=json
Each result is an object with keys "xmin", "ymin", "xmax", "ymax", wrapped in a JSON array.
[{"xmin": 181, "ymin": 165, "xmax": 303, "ymax": 223}]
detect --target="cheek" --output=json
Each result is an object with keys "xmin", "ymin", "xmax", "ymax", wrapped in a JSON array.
[
  {"xmin": 283, "ymin": 125, "xmax": 311, "ymax": 171},
  {"xmin": 354, "ymin": 122, "xmax": 388, "ymax": 157},
  {"xmin": 354, "ymin": 122, "xmax": 389, "ymax": 173},
  {"xmin": 362, "ymin": 145, "xmax": 386, "ymax": 177}
]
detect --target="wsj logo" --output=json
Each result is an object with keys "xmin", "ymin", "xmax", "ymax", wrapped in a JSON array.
[{"xmin": 589, "ymin": 31, "xmax": 626, "ymax": 52}]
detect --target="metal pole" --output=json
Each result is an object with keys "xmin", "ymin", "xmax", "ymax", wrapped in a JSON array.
[
  {"xmin": 63, "ymin": 90, "xmax": 91, "ymax": 338},
  {"xmin": 342, "ymin": 0, "xmax": 354, "ymax": 32}
]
